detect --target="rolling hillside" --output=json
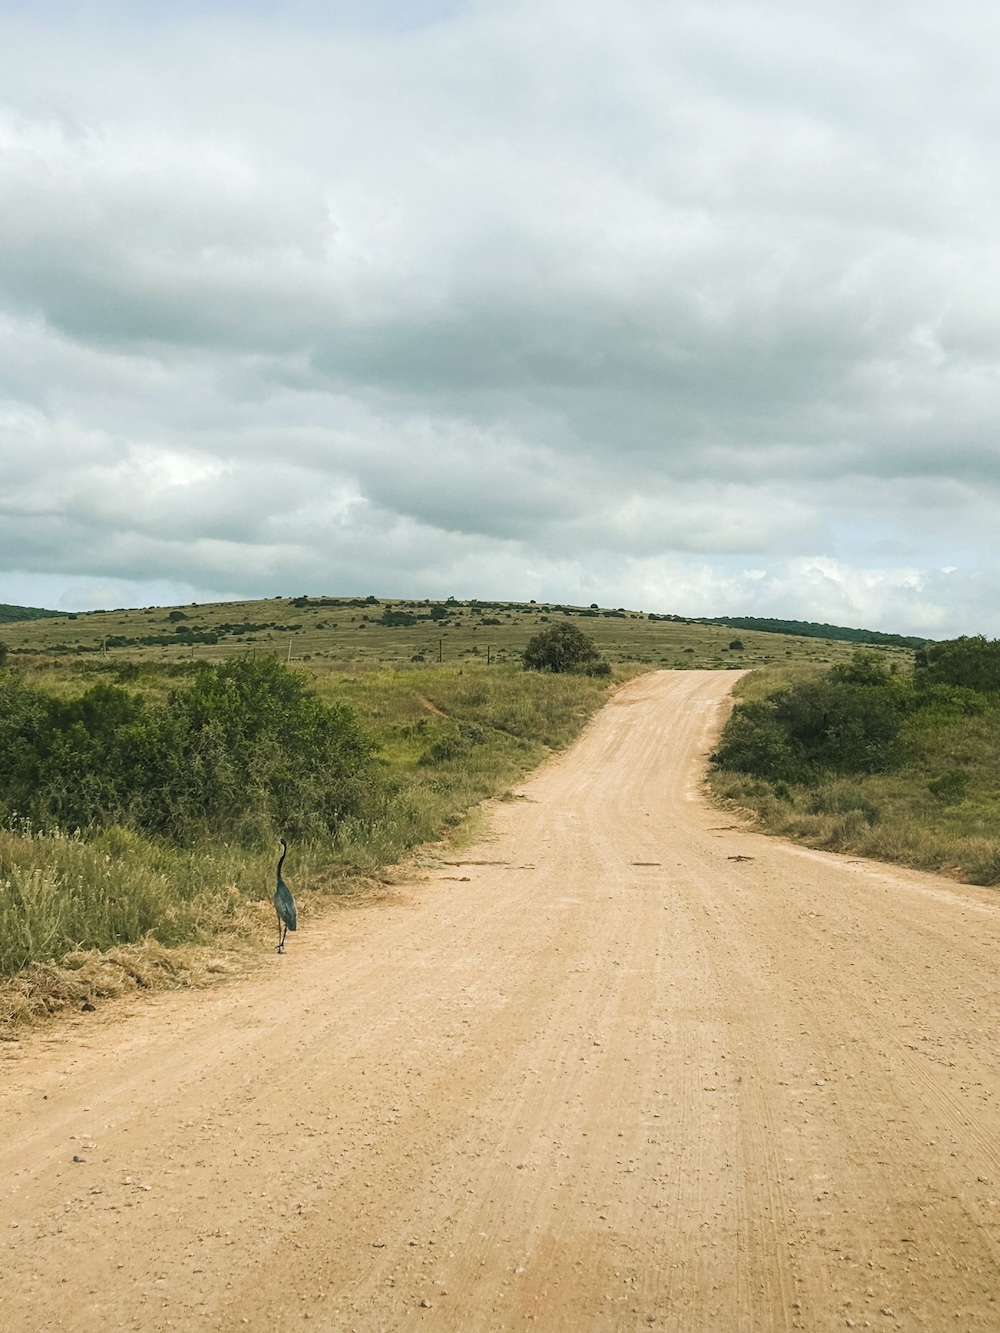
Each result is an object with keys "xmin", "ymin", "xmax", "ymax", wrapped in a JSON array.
[{"xmin": 0, "ymin": 595, "xmax": 918, "ymax": 672}]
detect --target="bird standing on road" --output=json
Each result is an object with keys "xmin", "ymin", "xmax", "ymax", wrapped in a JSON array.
[{"xmin": 274, "ymin": 838, "xmax": 297, "ymax": 954}]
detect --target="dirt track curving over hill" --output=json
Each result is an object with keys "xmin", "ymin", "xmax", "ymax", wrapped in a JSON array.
[{"xmin": 2, "ymin": 670, "xmax": 999, "ymax": 1331}]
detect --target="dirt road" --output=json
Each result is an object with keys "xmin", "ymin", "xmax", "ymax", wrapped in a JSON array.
[{"xmin": 2, "ymin": 670, "xmax": 999, "ymax": 1331}]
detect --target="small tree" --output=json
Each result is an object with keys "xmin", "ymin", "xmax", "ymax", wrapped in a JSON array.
[{"xmin": 523, "ymin": 623, "xmax": 600, "ymax": 673}]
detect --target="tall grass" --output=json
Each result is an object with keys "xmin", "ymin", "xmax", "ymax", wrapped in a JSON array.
[{"xmin": 0, "ymin": 825, "xmax": 303, "ymax": 977}]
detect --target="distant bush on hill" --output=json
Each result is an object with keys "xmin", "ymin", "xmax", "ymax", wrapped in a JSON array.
[{"xmin": 380, "ymin": 608, "xmax": 418, "ymax": 628}]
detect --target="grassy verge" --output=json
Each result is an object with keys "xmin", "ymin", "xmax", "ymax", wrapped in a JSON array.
[
  {"xmin": 0, "ymin": 662, "xmax": 623, "ymax": 1025},
  {"xmin": 311, "ymin": 663, "xmax": 621, "ymax": 866},
  {"xmin": 709, "ymin": 665, "xmax": 1000, "ymax": 886}
]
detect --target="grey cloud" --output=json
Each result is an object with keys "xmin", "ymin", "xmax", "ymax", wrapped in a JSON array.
[{"xmin": 2, "ymin": 0, "xmax": 1000, "ymax": 634}]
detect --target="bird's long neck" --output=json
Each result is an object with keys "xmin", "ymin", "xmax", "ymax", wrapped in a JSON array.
[{"xmin": 277, "ymin": 840, "xmax": 287, "ymax": 881}]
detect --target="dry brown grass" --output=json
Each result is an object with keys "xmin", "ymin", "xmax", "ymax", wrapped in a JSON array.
[{"xmin": 0, "ymin": 937, "xmax": 249, "ymax": 1029}]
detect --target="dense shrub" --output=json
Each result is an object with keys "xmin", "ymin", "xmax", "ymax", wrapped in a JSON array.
[
  {"xmin": 712, "ymin": 653, "xmax": 911, "ymax": 780},
  {"xmin": 804, "ymin": 783, "xmax": 881, "ymax": 824},
  {"xmin": 711, "ymin": 701, "xmax": 799, "ymax": 780},
  {"xmin": 828, "ymin": 650, "xmax": 894, "ymax": 687},
  {"xmin": 909, "ymin": 683, "xmax": 987, "ymax": 718},
  {"xmin": 523, "ymin": 623, "xmax": 601, "ymax": 674},
  {"xmin": 0, "ymin": 657, "xmax": 374, "ymax": 844},
  {"xmin": 712, "ymin": 652, "xmax": 1000, "ymax": 887},
  {"xmin": 0, "ymin": 671, "xmax": 52, "ymax": 806},
  {"xmin": 915, "ymin": 636, "xmax": 1000, "ymax": 693}
]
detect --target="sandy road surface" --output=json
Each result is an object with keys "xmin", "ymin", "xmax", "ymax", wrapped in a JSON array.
[{"xmin": 2, "ymin": 670, "xmax": 999, "ymax": 1332}]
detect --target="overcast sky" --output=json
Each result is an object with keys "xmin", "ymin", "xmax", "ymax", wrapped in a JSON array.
[{"xmin": 1, "ymin": 0, "xmax": 998, "ymax": 634}]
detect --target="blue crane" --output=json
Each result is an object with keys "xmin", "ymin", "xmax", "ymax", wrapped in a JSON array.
[{"xmin": 274, "ymin": 838, "xmax": 297, "ymax": 954}]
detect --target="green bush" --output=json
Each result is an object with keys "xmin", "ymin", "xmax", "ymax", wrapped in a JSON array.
[
  {"xmin": 711, "ymin": 701, "xmax": 800, "ymax": 779},
  {"xmin": 0, "ymin": 657, "xmax": 374, "ymax": 844},
  {"xmin": 828, "ymin": 649, "xmax": 893, "ymax": 686},
  {"xmin": 523, "ymin": 623, "xmax": 601, "ymax": 674},
  {"xmin": 418, "ymin": 721, "xmax": 489, "ymax": 765},
  {"xmin": 911, "ymin": 683, "xmax": 987, "ymax": 717},
  {"xmin": 804, "ymin": 783, "xmax": 880, "ymax": 824},
  {"xmin": 775, "ymin": 678, "xmax": 908, "ymax": 774},
  {"xmin": 915, "ymin": 636, "xmax": 1000, "ymax": 693},
  {"xmin": 712, "ymin": 652, "xmax": 911, "ymax": 780}
]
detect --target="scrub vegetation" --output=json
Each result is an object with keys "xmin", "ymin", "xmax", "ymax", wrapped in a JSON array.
[
  {"xmin": 0, "ymin": 591, "xmax": 921, "ymax": 1021},
  {"xmin": 710, "ymin": 637, "xmax": 1000, "ymax": 886},
  {"xmin": 0, "ymin": 651, "xmax": 615, "ymax": 1005}
]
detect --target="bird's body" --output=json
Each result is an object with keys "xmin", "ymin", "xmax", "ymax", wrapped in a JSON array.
[{"xmin": 274, "ymin": 838, "xmax": 297, "ymax": 953}]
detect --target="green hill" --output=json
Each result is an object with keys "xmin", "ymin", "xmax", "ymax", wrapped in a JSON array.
[
  {"xmin": 698, "ymin": 615, "xmax": 930, "ymax": 650},
  {"xmin": 0, "ymin": 595, "xmax": 918, "ymax": 673}
]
